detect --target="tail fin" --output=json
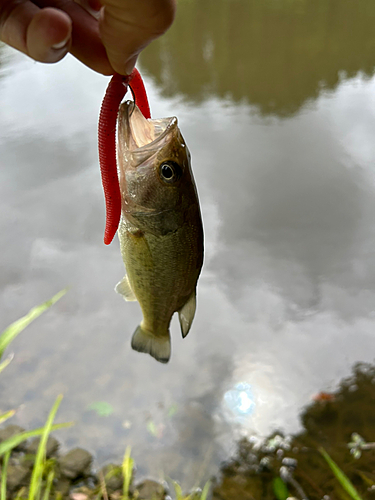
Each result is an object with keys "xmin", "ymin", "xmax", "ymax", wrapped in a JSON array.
[{"xmin": 131, "ymin": 324, "xmax": 171, "ymax": 364}]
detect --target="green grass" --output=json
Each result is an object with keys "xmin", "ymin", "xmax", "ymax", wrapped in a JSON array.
[
  {"xmin": 0, "ymin": 289, "xmax": 67, "ymax": 362},
  {"xmin": 122, "ymin": 446, "xmax": 134, "ymax": 500},
  {"xmin": 320, "ymin": 447, "xmax": 363, "ymax": 500},
  {"xmin": 0, "ymin": 409, "xmax": 16, "ymax": 425},
  {"xmin": 171, "ymin": 480, "xmax": 211, "ymax": 500},
  {"xmin": 0, "ymin": 422, "xmax": 73, "ymax": 458},
  {"xmin": 0, "ymin": 290, "xmax": 212, "ymax": 500},
  {"xmin": 0, "ymin": 395, "xmax": 73, "ymax": 500},
  {"xmin": 28, "ymin": 394, "xmax": 64, "ymax": 500},
  {"xmin": 0, "ymin": 290, "xmax": 72, "ymax": 500},
  {"xmin": 1, "ymin": 450, "xmax": 11, "ymax": 500}
]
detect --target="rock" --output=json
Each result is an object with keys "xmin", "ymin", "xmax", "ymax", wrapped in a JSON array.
[
  {"xmin": 6, "ymin": 464, "xmax": 30, "ymax": 491},
  {"xmin": 0, "ymin": 425, "xmax": 27, "ymax": 451},
  {"xmin": 25, "ymin": 436, "xmax": 60, "ymax": 457},
  {"xmin": 134, "ymin": 479, "xmax": 166, "ymax": 500},
  {"xmin": 101, "ymin": 464, "xmax": 123, "ymax": 492},
  {"xmin": 55, "ymin": 478, "xmax": 71, "ymax": 496},
  {"xmin": 70, "ymin": 486, "xmax": 92, "ymax": 500},
  {"xmin": 59, "ymin": 448, "xmax": 93, "ymax": 480}
]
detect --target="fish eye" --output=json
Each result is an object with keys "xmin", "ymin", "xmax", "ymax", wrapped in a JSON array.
[{"xmin": 159, "ymin": 161, "xmax": 182, "ymax": 184}]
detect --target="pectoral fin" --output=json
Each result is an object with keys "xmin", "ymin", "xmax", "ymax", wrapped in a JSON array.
[
  {"xmin": 178, "ymin": 290, "xmax": 197, "ymax": 338},
  {"xmin": 115, "ymin": 275, "xmax": 137, "ymax": 301}
]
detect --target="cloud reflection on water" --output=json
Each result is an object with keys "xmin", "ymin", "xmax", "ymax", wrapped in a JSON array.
[{"xmin": 1, "ymin": 18, "xmax": 375, "ymax": 489}]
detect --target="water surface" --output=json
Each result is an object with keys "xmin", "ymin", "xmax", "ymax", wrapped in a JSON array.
[{"xmin": 1, "ymin": 0, "xmax": 375, "ymax": 490}]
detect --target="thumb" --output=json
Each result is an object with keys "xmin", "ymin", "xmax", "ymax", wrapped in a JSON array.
[{"xmin": 99, "ymin": 0, "xmax": 175, "ymax": 75}]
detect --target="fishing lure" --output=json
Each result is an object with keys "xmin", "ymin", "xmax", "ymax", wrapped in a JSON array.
[{"xmin": 98, "ymin": 69, "xmax": 151, "ymax": 245}]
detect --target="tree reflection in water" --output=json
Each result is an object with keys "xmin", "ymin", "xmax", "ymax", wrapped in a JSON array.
[{"xmin": 140, "ymin": 0, "xmax": 375, "ymax": 117}]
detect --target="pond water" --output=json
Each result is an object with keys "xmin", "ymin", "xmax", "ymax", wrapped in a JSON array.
[{"xmin": 1, "ymin": 0, "xmax": 375, "ymax": 491}]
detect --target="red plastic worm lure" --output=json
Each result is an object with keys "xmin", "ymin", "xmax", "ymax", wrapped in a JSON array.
[{"xmin": 98, "ymin": 68, "xmax": 151, "ymax": 245}]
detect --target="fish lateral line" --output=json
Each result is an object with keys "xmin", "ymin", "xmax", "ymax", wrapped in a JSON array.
[{"xmin": 98, "ymin": 69, "xmax": 151, "ymax": 245}]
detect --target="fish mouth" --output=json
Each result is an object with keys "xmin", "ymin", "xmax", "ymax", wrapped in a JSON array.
[{"xmin": 118, "ymin": 100, "xmax": 177, "ymax": 153}]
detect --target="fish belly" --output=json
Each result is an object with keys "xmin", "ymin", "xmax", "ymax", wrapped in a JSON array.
[{"xmin": 118, "ymin": 218, "xmax": 202, "ymax": 337}]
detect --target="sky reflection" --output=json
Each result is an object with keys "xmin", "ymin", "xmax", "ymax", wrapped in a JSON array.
[
  {"xmin": 1, "ymin": 11, "xmax": 375, "ymax": 487},
  {"xmin": 224, "ymin": 382, "xmax": 255, "ymax": 417}
]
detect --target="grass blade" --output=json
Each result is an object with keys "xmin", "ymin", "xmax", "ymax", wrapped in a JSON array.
[
  {"xmin": 15, "ymin": 487, "xmax": 27, "ymax": 500},
  {"xmin": 0, "ymin": 422, "xmax": 73, "ymax": 457},
  {"xmin": 0, "ymin": 289, "xmax": 67, "ymax": 360},
  {"xmin": 1, "ymin": 450, "xmax": 10, "ymax": 500},
  {"xmin": 319, "ymin": 447, "xmax": 363, "ymax": 500},
  {"xmin": 122, "ymin": 446, "xmax": 134, "ymax": 500},
  {"xmin": 0, "ymin": 409, "xmax": 16, "ymax": 425},
  {"xmin": 0, "ymin": 354, "xmax": 14, "ymax": 374},
  {"xmin": 42, "ymin": 470, "xmax": 54, "ymax": 500},
  {"xmin": 172, "ymin": 481, "xmax": 183, "ymax": 500},
  {"xmin": 28, "ymin": 395, "xmax": 63, "ymax": 500},
  {"xmin": 200, "ymin": 481, "xmax": 211, "ymax": 500}
]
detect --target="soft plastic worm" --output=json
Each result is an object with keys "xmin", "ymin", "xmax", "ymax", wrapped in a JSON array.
[{"xmin": 98, "ymin": 68, "xmax": 151, "ymax": 245}]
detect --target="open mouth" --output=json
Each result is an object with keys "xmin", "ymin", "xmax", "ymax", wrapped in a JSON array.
[{"xmin": 118, "ymin": 101, "xmax": 177, "ymax": 152}]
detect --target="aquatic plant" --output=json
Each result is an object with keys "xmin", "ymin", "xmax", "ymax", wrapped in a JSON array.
[{"xmin": 0, "ymin": 289, "xmax": 67, "ymax": 362}]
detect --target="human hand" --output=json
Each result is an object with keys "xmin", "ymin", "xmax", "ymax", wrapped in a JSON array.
[{"xmin": 0, "ymin": 0, "xmax": 175, "ymax": 75}]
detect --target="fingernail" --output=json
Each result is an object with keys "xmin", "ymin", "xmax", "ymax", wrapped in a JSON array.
[
  {"xmin": 124, "ymin": 55, "xmax": 138, "ymax": 76},
  {"xmin": 52, "ymin": 36, "xmax": 70, "ymax": 51}
]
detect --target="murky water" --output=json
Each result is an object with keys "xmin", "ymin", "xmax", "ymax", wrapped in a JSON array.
[{"xmin": 1, "ymin": 0, "xmax": 375, "ymax": 490}]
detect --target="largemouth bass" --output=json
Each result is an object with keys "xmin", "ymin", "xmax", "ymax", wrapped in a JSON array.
[{"xmin": 115, "ymin": 101, "xmax": 204, "ymax": 364}]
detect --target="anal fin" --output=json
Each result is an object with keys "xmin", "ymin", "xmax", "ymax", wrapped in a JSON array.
[
  {"xmin": 115, "ymin": 275, "xmax": 137, "ymax": 301},
  {"xmin": 178, "ymin": 290, "xmax": 197, "ymax": 338}
]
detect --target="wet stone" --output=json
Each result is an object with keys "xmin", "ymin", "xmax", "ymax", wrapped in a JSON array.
[
  {"xmin": 55, "ymin": 477, "xmax": 71, "ymax": 497},
  {"xmin": 25, "ymin": 436, "xmax": 59, "ymax": 457},
  {"xmin": 101, "ymin": 464, "xmax": 123, "ymax": 492},
  {"xmin": 134, "ymin": 479, "xmax": 166, "ymax": 500},
  {"xmin": 0, "ymin": 425, "xmax": 26, "ymax": 451},
  {"xmin": 6, "ymin": 464, "xmax": 30, "ymax": 491},
  {"xmin": 70, "ymin": 486, "xmax": 92, "ymax": 500},
  {"xmin": 58, "ymin": 448, "xmax": 93, "ymax": 480}
]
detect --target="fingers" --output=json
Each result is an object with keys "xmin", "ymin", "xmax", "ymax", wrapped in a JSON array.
[
  {"xmin": 0, "ymin": 0, "xmax": 176, "ymax": 75},
  {"xmin": 0, "ymin": 2, "xmax": 72, "ymax": 62},
  {"xmin": 99, "ymin": 0, "xmax": 176, "ymax": 75},
  {"xmin": 34, "ymin": 0, "xmax": 112, "ymax": 73}
]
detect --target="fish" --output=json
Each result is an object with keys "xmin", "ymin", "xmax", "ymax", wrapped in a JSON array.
[{"xmin": 115, "ymin": 101, "xmax": 204, "ymax": 364}]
